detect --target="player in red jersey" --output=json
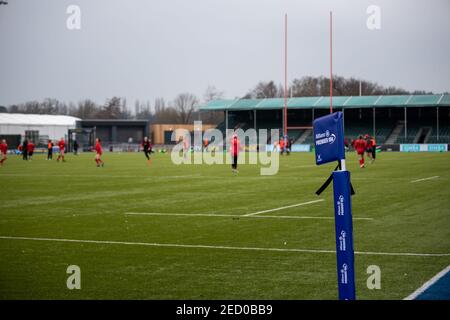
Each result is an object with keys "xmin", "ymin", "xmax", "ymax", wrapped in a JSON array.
[
  {"xmin": 94, "ymin": 138, "xmax": 104, "ymax": 167},
  {"xmin": 364, "ymin": 134, "xmax": 373, "ymax": 162},
  {"xmin": 56, "ymin": 138, "xmax": 66, "ymax": 162},
  {"xmin": 27, "ymin": 140, "xmax": 35, "ymax": 160},
  {"xmin": 279, "ymin": 137, "xmax": 285, "ymax": 155},
  {"xmin": 0, "ymin": 139, "xmax": 8, "ymax": 166},
  {"xmin": 230, "ymin": 134, "xmax": 240, "ymax": 173},
  {"xmin": 354, "ymin": 135, "xmax": 367, "ymax": 168}
]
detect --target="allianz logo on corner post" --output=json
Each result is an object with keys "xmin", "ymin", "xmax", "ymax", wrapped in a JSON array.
[
  {"xmin": 340, "ymin": 263, "xmax": 349, "ymax": 284},
  {"xmin": 315, "ymin": 130, "xmax": 337, "ymax": 146},
  {"xmin": 315, "ymin": 130, "xmax": 337, "ymax": 163},
  {"xmin": 337, "ymin": 195, "xmax": 345, "ymax": 216},
  {"xmin": 339, "ymin": 230, "xmax": 347, "ymax": 251}
]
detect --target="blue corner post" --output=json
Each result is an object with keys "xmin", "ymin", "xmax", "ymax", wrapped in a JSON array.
[
  {"xmin": 313, "ymin": 111, "xmax": 356, "ymax": 300},
  {"xmin": 332, "ymin": 170, "xmax": 355, "ymax": 300}
]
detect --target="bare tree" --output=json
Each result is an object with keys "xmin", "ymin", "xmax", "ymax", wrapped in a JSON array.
[
  {"xmin": 96, "ymin": 97, "xmax": 122, "ymax": 119},
  {"xmin": 154, "ymin": 97, "xmax": 166, "ymax": 113},
  {"xmin": 152, "ymin": 97, "xmax": 178, "ymax": 123},
  {"xmin": 291, "ymin": 77, "xmax": 320, "ymax": 96},
  {"xmin": 289, "ymin": 75, "xmax": 410, "ymax": 97},
  {"xmin": 173, "ymin": 93, "xmax": 198, "ymax": 124},
  {"xmin": 120, "ymin": 97, "xmax": 132, "ymax": 119},
  {"xmin": 245, "ymin": 81, "xmax": 281, "ymax": 99},
  {"xmin": 134, "ymin": 100, "xmax": 140, "ymax": 117},
  {"xmin": 8, "ymin": 105, "xmax": 19, "ymax": 113},
  {"xmin": 135, "ymin": 100, "xmax": 153, "ymax": 120},
  {"xmin": 154, "ymin": 106, "xmax": 178, "ymax": 124},
  {"xmin": 71, "ymin": 99, "xmax": 99, "ymax": 118},
  {"xmin": 204, "ymin": 85, "xmax": 224, "ymax": 102},
  {"xmin": 203, "ymin": 85, "xmax": 225, "ymax": 124}
]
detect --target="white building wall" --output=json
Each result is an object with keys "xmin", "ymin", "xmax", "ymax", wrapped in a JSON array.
[
  {"xmin": 0, "ymin": 114, "xmax": 80, "ymax": 141},
  {"xmin": 0, "ymin": 124, "xmax": 76, "ymax": 140}
]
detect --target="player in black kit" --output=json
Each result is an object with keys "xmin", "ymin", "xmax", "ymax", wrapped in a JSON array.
[{"xmin": 142, "ymin": 137, "xmax": 153, "ymax": 165}]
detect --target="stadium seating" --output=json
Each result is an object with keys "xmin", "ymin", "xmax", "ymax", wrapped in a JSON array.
[
  {"xmin": 396, "ymin": 126, "xmax": 420, "ymax": 144},
  {"xmin": 212, "ymin": 106, "xmax": 450, "ymax": 144},
  {"xmin": 393, "ymin": 124, "xmax": 450, "ymax": 144},
  {"xmin": 343, "ymin": 118, "xmax": 395, "ymax": 144},
  {"xmin": 375, "ymin": 126, "xmax": 394, "ymax": 144},
  {"xmin": 427, "ymin": 126, "xmax": 450, "ymax": 143},
  {"xmin": 286, "ymin": 129, "xmax": 303, "ymax": 143}
]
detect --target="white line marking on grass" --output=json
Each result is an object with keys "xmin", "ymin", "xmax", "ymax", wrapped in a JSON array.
[
  {"xmin": 410, "ymin": 176, "xmax": 439, "ymax": 183},
  {"xmin": 0, "ymin": 236, "xmax": 448, "ymax": 257},
  {"xmin": 243, "ymin": 199, "xmax": 325, "ymax": 216},
  {"xmin": 124, "ymin": 212, "xmax": 373, "ymax": 221},
  {"xmin": 285, "ymin": 165, "xmax": 317, "ymax": 168},
  {"xmin": 404, "ymin": 265, "xmax": 450, "ymax": 300}
]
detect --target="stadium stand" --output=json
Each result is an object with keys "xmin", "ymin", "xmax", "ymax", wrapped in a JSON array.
[
  {"xmin": 396, "ymin": 123, "xmax": 422, "ymax": 144},
  {"xmin": 426, "ymin": 126, "xmax": 450, "ymax": 143},
  {"xmin": 200, "ymin": 95, "xmax": 450, "ymax": 145}
]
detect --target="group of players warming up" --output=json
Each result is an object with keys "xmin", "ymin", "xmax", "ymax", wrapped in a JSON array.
[
  {"xmin": 1, "ymin": 131, "xmax": 375, "ymax": 171},
  {"xmin": 228, "ymin": 130, "xmax": 376, "ymax": 173},
  {"xmin": 352, "ymin": 134, "xmax": 376, "ymax": 168},
  {"xmin": 93, "ymin": 137, "xmax": 153, "ymax": 167},
  {"xmin": 0, "ymin": 136, "xmax": 155, "ymax": 168}
]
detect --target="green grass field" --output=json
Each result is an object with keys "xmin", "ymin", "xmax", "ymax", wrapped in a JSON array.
[{"xmin": 0, "ymin": 151, "xmax": 449, "ymax": 299}]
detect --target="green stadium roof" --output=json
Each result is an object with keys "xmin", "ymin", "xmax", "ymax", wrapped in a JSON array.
[{"xmin": 200, "ymin": 94, "xmax": 450, "ymax": 111}]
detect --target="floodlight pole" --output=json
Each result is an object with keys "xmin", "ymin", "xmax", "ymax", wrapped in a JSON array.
[
  {"xmin": 284, "ymin": 13, "xmax": 288, "ymax": 137},
  {"xmin": 373, "ymin": 107, "xmax": 376, "ymax": 139},
  {"xmin": 330, "ymin": 11, "xmax": 333, "ymax": 114},
  {"xmin": 342, "ymin": 108, "xmax": 345, "ymax": 135},
  {"xmin": 404, "ymin": 107, "xmax": 407, "ymax": 140},
  {"xmin": 437, "ymin": 107, "xmax": 439, "ymax": 141},
  {"xmin": 225, "ymin": 110, "xmax": 228, "ymax": 135}
]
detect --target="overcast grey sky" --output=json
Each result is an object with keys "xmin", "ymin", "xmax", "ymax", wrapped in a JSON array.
[{"xmin": 0, "ymin": 0, "xmax": 449, "ymax": 107}]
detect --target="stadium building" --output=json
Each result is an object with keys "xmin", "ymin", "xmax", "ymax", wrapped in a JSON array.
[
  {"xmin": 0, "ymin": 113, "xmax": 80, "ymax": 147},
  {"xmin": 75, "ymin": 119, "xmax": 150, "ymax": 151},
  {"xmin": 200, "ymin": 94, "xmax": 450, "ymax": 150},
  {"xmin": 0, "ymin": 114, "xmax": 151, "ymax": 151},
  {"xmin": 150, "ymin": 123, "xmax": 218, "ymax": 145}
]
